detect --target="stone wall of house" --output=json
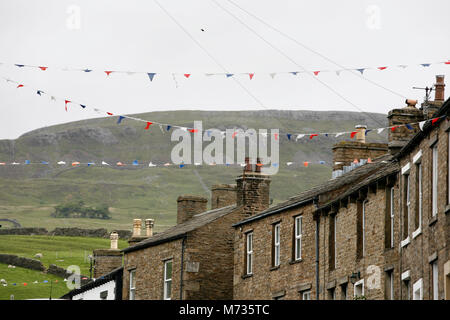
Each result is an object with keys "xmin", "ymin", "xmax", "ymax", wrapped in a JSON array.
[
  {"xmin": 233, "ymin": 203, "xmax": 317, "ymax": 300},
  {"xmin": 332, "ymin": 141, "xmax": 388, "ymax": 171},
  {"xmin": 397, "ymin": 118, "xmax": 450, "ymax": 300},
  {"xmin": 211, "ymin": 184, "xmax": 237, "ymax": 210},
  {"xmin": 122, "ymin": 239, "xmax": 184, "ymax": 300},
  {"xmin": 93, "ymin": 249, "xmax": 123, "ymax": 278}
]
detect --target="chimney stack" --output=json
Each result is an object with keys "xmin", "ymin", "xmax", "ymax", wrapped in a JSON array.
[
  {"xmin": 355, "ymin": 125, "xmax": 367, "ymax": 144},
  {"xmin": 211, "ymin": 184, "xmax": 237, "ymax": 209},
  {"xmin": 145, "ymin": 219, "xmax": 154, "ymax": 237},
  {"xmin": 110, "ymin": 231, "xmax": 119, "ymax": 250},
  {"xmin": 236, "ymin": 157, "xmax": 271, "ymax": 216},
  {"xmin": 177, "ymin": 195, "xmax": 208, "ymax": 224},
  {"xmin": 132, "ymin": 219, "xmax": 142, "ymax": 237},
  {"xmin": 434, "ymin": 75, "xmax": 445, "ymax": 102}
]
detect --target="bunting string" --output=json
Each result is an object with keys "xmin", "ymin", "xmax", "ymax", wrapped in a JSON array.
[
  {"xmin": 1, "ymin": 60, "xmax": 448, "ymax": 82},
  {"xmin": 1, "ymin": 75, "xmax": 446, "ymax": 141}
]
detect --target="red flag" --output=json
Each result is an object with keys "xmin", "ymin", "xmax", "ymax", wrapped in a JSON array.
[
  {"xmin": 249, "ymin": 73, "xmax": 254, "ymax": 80},
  {"xmin": 391, "ymin": 126, "xmax": 398, "ymax": 132},
  {"xmin": 350, "ymin": 131, "xmax": 357, "ymax": 138},
  {"xmin": 17, "ymin": 84, "xmax": 24, "ymax": 88},
  {"xmin": 65, "ymin": 100, "xmax": 71, "ymax": 111},
  {"xmin": 232, "ymin": 132, "xmax": 237, "ymax": 139},
  {"xmin": 378, "ymin": 67, "xmax": 387, "ymax": 70},
  {"xmin": 313, "ymin": 71, "xmax": 320, "ymax": 76},
  {"xmin": 303, "ymin": 161, "xmax": 309, "ymax": 167},
  {"xmin": 39, "ymin": 66, "xmax": 47, "ymax": 71},
  {"xmin": 353, "ymin": 159, "xmax": 358, "ymax": 164},
  {"xmin": 445, "ymin": 61, "xmax": 450, "ymax": 65},
  {"xmin": 367, "ymin": 157, "xmax": 372, "ymax": 163},
  {"xmin": 105, "ymin": 71, "xmax": 113, "ymax": 76},
  {"xmin": 256, "ymin": 163, "xmax": 263, "ymax": 167},
  {"xmin": 145, "ymin": 122, "xmax": 152, "ymax": 130},
  {"xmin": 432, "ymin": 118, "xmax": 439, "ymax": 125},
  {"xmin": 309, "ymin": 134, "xmax": 318, "ymax": 139},
  {"xmin": 23, "ymin": 283, "xmax": 27, "ymax": 286},
  {"xmin": 107, "ymin": 112, "xmax": 113, "ymax": 116},
  {"xmin": 184, "ymin": 74, "xmax": 191, "ymax": 78},
  {"xmin": 189, "ymin": 129, "xmax": 198, "ymax": 133},
  {"xmin": 274, "ymin": 133, "xmax": 278, "ymax": 140}
]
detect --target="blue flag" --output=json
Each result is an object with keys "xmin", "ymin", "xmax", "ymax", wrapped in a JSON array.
[
  {"xmin": 80, "ymin": 104, "xmax": 86, "ymax": 109},
  {"xmin": 179, "ymin": 164, "xmax": 185, "ymax": 168},
  {"xmin": 421, "ymin": 63, "xmax": 431, "ymax": 67},
  {"xmin": 37, "ymin": 90, "xmax": 43, "ymax": 96},
  {"xmin": 226, "ymin": 74, "xmax": 233, "ymax": 78},
  {"xmin": 15, "ymin": 64, "xmax": 25, "ymax": 67},
  {"xmin": 406, "ymin": 124, "xmax": 413, "ymax": 130},
  {"xmin": 41, "ymin": 161, "xmax": 49, "ymax": 165},
  {"xmin": 25, "ymin": 160, "xmax": 30, "ymax": 165},
  {"xmin": 287, "ymin": 134, "xmax": 291, "ymax": 140},
  {"xmin": 117, "ymin": 116, "xmax": 125, "ymax": 124},
  {"xmin": 147, "ymin": 73, "xmax": 156, "ymax": 82},
  {"xmin": 166, "ymin": 125, "xmax": 171, "ymax": 131},
  {"xmin": 365, "ymin": 129, "xmax": 372, "ymax": 136},
  {"xmin": 290, "ymin": 72, "xmax": 298, "ymax": 76},
  {"xmin": 132, "ymin": 160, "xmax": 139, "ymax": 166},
  {"xmin": 357, "ymin": 68, "xmax": 365, "ymax": 74},
  {"xmin": 83, "ymin": 69, "xmax": 92, "ymax": 72},
  {"xmin": 319, "ymin": 160, "xmax": 326, "ymax": 165}
]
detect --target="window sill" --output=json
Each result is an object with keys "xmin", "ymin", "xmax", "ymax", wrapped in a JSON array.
[
  {"xmin": 412, "ymin": 227, "xmax": 422, "ymax": 239},
  {"xmin": 289, "ymin": 259, "xmax": 303, "ymax": 265},
  {"xmin": 401, "ymin": 237, "xmax": 410, "ymax": 248},
  {"xmin": 429, "ymin": 215, "xmax": 438, "ymax": 226},
  {"xmin": 270, "ymin": 265, "xmax": 280, "ymax": 271},
  {"xmin": 445, "ymin": 204, "xmax": 450, "ymax": 215},
  {"xmin": 241, "ymin": 273, "xmax": 253, "ymax": 280}
]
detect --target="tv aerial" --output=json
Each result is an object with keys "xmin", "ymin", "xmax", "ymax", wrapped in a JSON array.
[{"xmin": 412, "ymin": 85, "xmax": 433, "ymax": 102}]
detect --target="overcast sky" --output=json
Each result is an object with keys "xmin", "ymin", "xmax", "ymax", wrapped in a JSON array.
[{"xmin": 0, "ymin": 0, "xmax": 449, "ymax": 139}]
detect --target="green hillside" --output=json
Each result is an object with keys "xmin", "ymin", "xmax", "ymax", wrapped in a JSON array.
[{"xmin": 0, "ymin": 110, "xmax": 387, "ymax": 232}]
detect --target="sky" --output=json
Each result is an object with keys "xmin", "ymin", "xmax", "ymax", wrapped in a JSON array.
[{"xmin": 0, "ymin": 0, "xmax": 449, "ymax": 139}]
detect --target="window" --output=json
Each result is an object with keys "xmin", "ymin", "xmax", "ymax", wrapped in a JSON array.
[
  {"xmin": 432, "ymin": 261, "xmax": 439, "ymax": 300},
  {"xmin": 415, "ymin": 163, "xmax": 422, "ymax": 234},
  {"xmin": 245, "ymin": 232, "xmax": 253, "ymax": 275},
  {"xmin": 403, "ymin": 280, "xmax": 411, "ymax": 300},
  {"xmin": 385, "ymin": 270, "xmax": 394, "ymax": 300},
  {"xmin": 354, "ymin": 279, "xmax": 364, "ymax": 299},
  {"xmin": 163, "ymin": 260, "xmax": 172, "ymax": 300},
  {"xmin": 385, "ymin": 187, "xmax": 395, "ymax": 248},
  {"xmin": 328, "ymin": 288, "xmax": 336, "ymax": 300},
  {"xmin": 413, "ymin": 278, "xmax": 423, "ymax": 300},
  {"xmin": 272, "ymin": 223, "xmax": 281, "ymax": 267},
  {"xmin": 294, "ymin": 216, "xmax": 302, "ymax": 261},
  {"xmin": 361, "ymin": 201, "xmax": 367, "ymax": 257},
  {"xmin": 329, "ymin": 214, "xmax": 336, "ymax": 269},
  {"xmin": 432, "ymin": 144, "xmax": 438, "ymax": 216},
  {"xmin": 403, "ymin": 174, "xmax": 410, "ymax": 240},
  {"xmin": 340, "ymin": 283, "xmax": 347, "ymax": 300},
  {"xmin": 129, "ymin": 270, "xmax": 136, "ymax": 300},
  {"xmin": 302, "ymin": 290, "xmax": 311, "ymax": 300}
]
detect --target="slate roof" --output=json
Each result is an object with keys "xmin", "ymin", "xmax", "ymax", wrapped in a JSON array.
[
  {"xmin": 233, "ymin": 153, "xmax": 394, "ymax": 227},
  {"xmin": 122, "ymin": 204, "xmax": 237, "ymax": 253}
]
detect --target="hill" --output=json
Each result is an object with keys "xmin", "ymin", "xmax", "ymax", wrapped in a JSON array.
[{"xmin": 0, "ymin": 110, "xmax": 387, "ymax": 232}]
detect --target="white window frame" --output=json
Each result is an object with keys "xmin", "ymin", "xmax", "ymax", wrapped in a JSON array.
[
  {"xmin": 390, "ymin": 187, "xmax": 395, "ymax": 248},
  {"xmin": 302, "ymin": 290, "xmax": 311, "ymax": 300},
  {"xmin": 413, "ymin": 278, "xmax": 423, "ymax": 300},
  {"xmin": 432, "ymin": 261, "xmax": 439, "ymax": 300},
  {"xmin": 386, "ymin": 271, "xmax": 394, "ymax": 300},
  {"xmin": 274, "ymin": 223, "xmax": 280, "ymax": 267},
  {"xmin": 413, "ymin": 162, "xmax": 422, "ymax": 238},
  {"xmin": 246, "ymin": 232, "xmax": 253, "ymax": 275},
  {"xmin": 401, "ymin": 169, "xmax": 411, "ymax": 247},
  {"xmin": 362, "ymin": 200, "xmax": 367, "ymax": 257},
  {"xmin": 294, "ymin": 216, "xmax": 302, "ymax": 261},
  {"xmin": 354, "ymin": 279, "xmax": 364, "ymax": 298},
  {"xmin": 432, "ymin": 144, "xmax": 438, "ymax": 217},
  {"xmin": 163, "ymin": 260, "xmax": 172, "ymax": 300},
  {"xmin": 129, "ymin": 270, "xmax": 136, "ymax": 300},
  {"xmin": 334, "ymin": 215, "xmax": 337, "ymax": 268},
  {"xmin": 402, "ymin": 270, "xmax": 411, "ymax": 300}
]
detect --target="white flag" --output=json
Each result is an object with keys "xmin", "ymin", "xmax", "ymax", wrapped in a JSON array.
[
  {"xmin": 286, "ymin": 162, "xmax": 293, "ymax": 166},
  {"xmin": 101, "ymin": 161, "xmax": 109, "ymax": 165},
  {"xmin": 335, "ymin": 132, "xmax": 344, "ymax": 137},
  {"xmin": 269, "ymin": 73, "xmax": 276, "ymax": 79},
  {"xmin": 296, "ymin": 134, "xmax": 305, "ymax": 141},
  {"xmin": 57, "ymin": 161, "xmax": 66, "ymax": 165},
  {"xmin": 377, "ymin": 128, "xmax": 385, "ymax": 134},
  {"xmin": 419, "ymin": 120, "xmax": 426, "ymax": 131},
  {"xmin": 148, "ymin": 162, "xmax": 156, "ymax": 167}
]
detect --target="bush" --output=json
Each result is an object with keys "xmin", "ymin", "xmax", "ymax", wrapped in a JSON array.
[{"xmin": 51, "ymin": 201, "xmax": 111, "ymax": 220}]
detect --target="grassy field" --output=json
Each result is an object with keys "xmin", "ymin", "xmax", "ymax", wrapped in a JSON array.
[
  {"xmin": 0, "ymin": 264, "xmax": 68, "ymax": 300},
  {"xmin": 0, "ymin": 235, "xmax": 128, "ymax": 300}
]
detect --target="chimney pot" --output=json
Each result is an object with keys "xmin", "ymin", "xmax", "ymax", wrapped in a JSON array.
[
  {"xmin": 145, "ymin": 219, "xmax": 154, "ymax": 237},
  {"xmin": 405, "ymin": 99, "xmax": 418, "ymax": 107},
  {"xmin": 132, "ymin": 219, "xmax": 142, "ymax": 237},
  {"xmin": 354, "ymin": 125, "xmax": 367, "ymax": 144},
  {"xmin": 110, "ymin": 231, "xmax": 119, "ymax": 250}
]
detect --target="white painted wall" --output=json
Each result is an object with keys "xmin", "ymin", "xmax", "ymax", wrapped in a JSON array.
[{"xmin": 72, "ymin": 280, "xmax": 116, "ymax": 300}]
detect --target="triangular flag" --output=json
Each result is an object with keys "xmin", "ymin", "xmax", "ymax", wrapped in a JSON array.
[
  {"xmin": 353, "ymin": 159, "xmax": 359, "ymax": 164},
  {"xmin": 420, "ymin": 63, "xmax": 431, "ymax": 67},
  {"xmin": 39, "ymin": 66, "xmax": 47, "ymax": 71},
  {"xmin": 83, "ymin": 69, "xmax": 92, "ymax": 72},
  {"xmin": 226, "ymin": 74, "xmax": 233, "ymax": 78},
  {"xmin": 41, "ymin": 161, "xmax": 49, "ymax": 165},
  {"xmin": 350, "ymin": 131, "xmax": 357, "ymax": 138},
  {"xmin": 105, "ymin": 71, "xmax": 113, "ymax": 76},
  {"xmin": 179, "ymin": 164, "xmax": 185, "ymax": 168},
  {"xmin": 336, "ymin": 70, "xmax": 341, "ymax": 76},
  {"xmin": 80, "ymin": 104, "xmax": 86, "ymax": 108},
  {"xmin": 377, "ymin": 128, "xmax": 385, "ymax": 134},
  {"xmin": 64, "ymin": 100, "xmax": 71, "ymax": 112},
  {"xmin": 15, "ymin": 64, "xmax": 25, "ymax": 67},
  {"xmin": 296, "ymin": 134, "xmax": 305, "ymax": 141},
  {"xmin": 313, "ymin": 71, "xmax": 320, "ymax": 76},
  {"xmin": 367, "ymin": 158, "xmax": 372, "ymax": 163},
  {"xmin": 189, "ymin": 129, "xmax": 198, "ymax": 133},
  {"xmin": 116, "ymin": 162, "xmax": 124, "ymax": 166},
  {"xmin": 57, "ymin": 161, "xmax": 66, "ymax": 165},
  {"xmin": 274, "ymin": 133, "xmax": 278, "ymax": 140},
  {"xmin": 132, "ymin": 160, "xmax": 139, "ymax": 166},
  {"xmin": 72, "ymin": 162, "xmax": 80, "ymax": 166},
  {"xmin": 87, "ymin": 162, "xmax": 95, "ymax": 167},
  {"xmin": 431, "ymin": 118, "xmax": 439, "ymax": 125},
  {"xmin": 107, "ymin": 112, "xmax": 113, "ymax": 116},
  {"xmin": 269, "ymin": 73, "xmax": 276, "ymax": 79},
  {"xmin": 232, "ymin": 132, "xmax": 237, "ymax": 139},
  {"xmin": 51, "ymin": 96, "xmax": 56, "ymax": 101},
  {"xmin": 287, "ymin": 134, "xmax": 292, "ymax": 140},
  {"xmin": 249, "ymin": 73, "xmax": 254, "ymax": 80},
  {"xmin": 419, "ymin": 121, "xmax": 426, "ymax": 131},
  {"xmin": 365, "ymin": 129, "xmax": 372, "ymax": 136},
  {"xmin": 445, "ymin": 61, "xmax": 450, "ymax": 65},
  {"xmin": 25, "ymin": 160, "xmax": 30, "ymax": 164},
  {"xmin": 184, "ymin": 74, "xmax": 191, "ymax": 78},
  {"xmin": 37, "ymin": 90, "xmax": 43, "ymax": 96},
  {"xmin": 378, "ymin": 67, "xmax": 387, "ymax": 70},
  {"xmin": 102, "ymin": 161, "xmax": 110, "ymax": 165},
  {"xmin": 303, "ymin": 161, "xmax": 309, "ymax": 167},
  {"xmin": 335, "ymin": 132, "xmax": 344, "ymax": 137},
  {"xmin": 145, "ymin": 122, "xmax": 152, "ymax": 130},
  {"xmin": 406, "ymin": 124, "xmax": 413, "ymax": 130},
  {"xmin": 16, "ymin": 84, "xmax": 23, "ymax": 88},
  {"xmin": 398, "ymin": 65, "xmax": 408, "ymax": 69},
  {"xmin": 117, "ymin": 116, "xmax": 125, "ymax": 124},
  {"xmin": 147, "ymin": 73, "xmax": 156, "ymax": 82},
  {"xmin": 291, "ymin": 72, "xmax": 298, "ymax": 76},
  {"xmin": 148, "ymin": 162, "xmax": 156, "ymax": 167},
  {"xmin": 309, "ymin": 134, "xmax": 318, "ymax": 139},
  {"xmin": 357, "ymin": 68, "xmax": 365, "ymax": 74},
  {"xmin": 166, "ymin": 125, "xmax": 171, "ymax": 131},
  {"xmin": 319, "ymin": 160, "xmax": 325, "ymax": 165},
  {"xmin": 391, "ymin": 126, "xmax": 398, "ymax": 132}
]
